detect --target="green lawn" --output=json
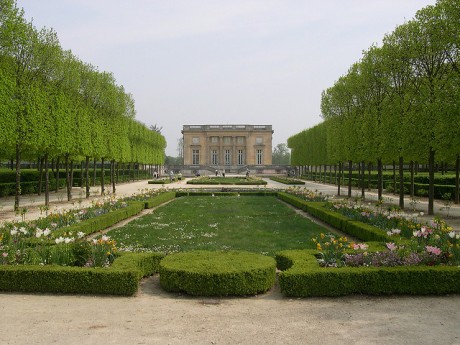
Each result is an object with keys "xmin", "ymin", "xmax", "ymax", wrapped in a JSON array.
[{"xmin": 110, "ymin": 195, "xmax": 329, "ymax": 256}]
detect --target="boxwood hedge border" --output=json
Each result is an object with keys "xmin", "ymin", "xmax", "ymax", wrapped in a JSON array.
[
  {"xmin": 276, "ymin": 249, "xmax": 460, "ymax": 297},
  {"xmin": 159, "ymin": 250, "xmax": 276, "ymax": 296},
  {"xmin": 0, "ymin": 252, "xmax": 164, "ymax": 295}
]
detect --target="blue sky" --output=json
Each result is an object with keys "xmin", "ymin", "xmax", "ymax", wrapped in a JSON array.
[{"xmin": 17, "ymin": 0, "xmax": 436, "ymax": 156}]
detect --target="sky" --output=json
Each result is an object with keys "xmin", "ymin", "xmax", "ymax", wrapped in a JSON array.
[{"xmin": 17, "ymin": 0, "xmax": 437, "ymax": 156}]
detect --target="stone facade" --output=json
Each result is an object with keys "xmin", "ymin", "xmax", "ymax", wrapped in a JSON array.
[{"xmin": 182, "ymin": 125, "xmax": 273, "ymax": 167}]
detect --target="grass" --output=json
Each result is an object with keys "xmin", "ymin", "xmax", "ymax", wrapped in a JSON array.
[{"xmin": 109, "ymin": 195, "xmax": 330, "ymax": 256}]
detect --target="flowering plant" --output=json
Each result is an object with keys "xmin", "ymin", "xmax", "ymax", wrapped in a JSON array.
[
  {"xmin": 0, "ymin": 225, "xmax": 118, "ymax": 267},
  {"xmin": 286, "ymin": 187, "xmax": 329, "ymax": 202},
  {"xmin": 312, "ymin": 233, "xmax": 365, "ymax": 267}
]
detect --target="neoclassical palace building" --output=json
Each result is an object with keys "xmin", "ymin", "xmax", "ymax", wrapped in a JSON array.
[{"xmin": 182, "ymin": 125, "xmax": 273, "ymax": 168}]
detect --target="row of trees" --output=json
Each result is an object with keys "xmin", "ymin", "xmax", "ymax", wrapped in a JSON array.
[
  {"xmin": 0, "ymin": 0, "xmax": 166, "ymax": 209},
  {"xmin": 288, "ymin": 0, "xmax": 459, "ymax": 214}
]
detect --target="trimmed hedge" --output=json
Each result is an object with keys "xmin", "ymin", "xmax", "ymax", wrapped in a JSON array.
[
  {"xmin": 159, "ymin": 250, "xmax": 276, "ymax": 296},
  {"xmin": 175, "ymin": 191, "xmax": 277, "ymax": 197},
  {"xmin": 144, "ymin": 191, "xmax": 176, "ymax": 209},
  {"xmin": 148, "ymin": 179, "xmax": 171, "ymax": 184},
  {"xmin": 385, "ymin": 181, "xmax": 457, "ymax": 200},
  {"xmin": 269, "ymin": 176, "xmax": 305, "ymax": 185},
  {"xmin": 277, "ymin": 192, "xmax": 392, "ymax": 242},
  {"xmin": 186, "ymin": 177, "xmax": 267, "ymax": 185},
  {"xmin": 0, "ymin": 252, "xmax": 164, "ymax": 295},
  {"xmin": 50, "ymin": 201, "xmax": 145, "ymax": 239},
  {"xmin": 276, "ymin": 250, "xmax": 460, "ymax": 297}
]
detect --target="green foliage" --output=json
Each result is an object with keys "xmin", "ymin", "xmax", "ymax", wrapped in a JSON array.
[
  {"xmin": 159, "ymin": 250, "xmax": 276, "ymax": 296},
  {"xmin": 276, "ymin": 250, "xmax": 460, "ymax": 297},
  {"xmin": 0, "ymin": 1, "xmax": 166, "ymax": 209},
  {"xmin": 272, "ymin": 143, "xmax": 291, "ymax": 165},
  {"xmin": 0, "ymin": 252, "xmax": 164, "ymax": 295},
  {"xmin": 288, "ymin": 0, "xmax": 460, "ymax": 209}
]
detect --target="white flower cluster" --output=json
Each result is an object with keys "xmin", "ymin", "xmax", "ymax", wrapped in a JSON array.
[
  {"xmin": 55, "ymin": 236, "xmax": 75, "ymax": 244},
  {"xmin": 35, "ymin": 228, "xmax": 52, "ymax": 238}
]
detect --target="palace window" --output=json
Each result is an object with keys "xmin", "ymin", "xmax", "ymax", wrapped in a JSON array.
[
  {"xmin": 237, "ymin": 149, "xmax": 244, "ymax": 165},
  {"xmin": 192, "ymin": 137, "xmax": 200, "ymax": 144},
  {"xmin": 192, "ymin": 149, "xmax": 200, "ymax": 165},
  {"xmin": 211, "ymin": 150, "xmax": 218, "ymax": 165},
  {"xmin": 255, "ymin": 137, "xmax": 263, "ymax": 144},
  {"xmin": 211, "ymin": 136, "xmax": 219, "ymax": 143},
  {"xmin": 225, "ymin": 149, "xmax": 231, "ymax": 165},
  {"xmin": 237, "ymin": 136, "xmax": 244, "ymax": 144},
  {"xmin": 256, "ymin": 149, "xmax": 263, "ymax": 165}
]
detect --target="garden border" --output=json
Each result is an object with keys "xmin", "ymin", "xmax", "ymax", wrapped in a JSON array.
[{"xmin": 276, "ymin": 249, "xmax": 460, "ymax": 297}]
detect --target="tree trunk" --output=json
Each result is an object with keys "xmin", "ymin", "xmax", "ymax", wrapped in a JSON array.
[
  {"xmin": 455, "ymin": 154, "xmax": 459, "ymax": 205},
  {"xmin": 399, "ymin": 156, "xmax": 404, "ymax": 209},
  {"xmin": 367, "ymin": 162, "xmax": 372, "ymax": 191},
  {"xmin": 410, "ymin": 161, "xmax": 415, "ymax": 198},
  {"xmin": 44, "ymin": 153, "xmax": 50, "ymax": 207},
  {"xmin": 334, "ymin": 164, "xmax": 337, "ymax": 185},
  {"xmin": 65, "ymin": 154, "xmax": 72, "ymax": 201},
  {"xmin": 329, "ymin": 165, "xmax": 332, "ymax": 184},
  {"xmin": 337, "ymin": 162, "xmax": 341, "ymax": 196},
  {"xmin": 85, "ymin": 156, "xmax": 90, "ymax": 198},
  {"xmin": 377, "ymin": 158, "xmax": 383, "ymax": 200},
  {"xmin": 37, "ymin": 156, "xmax": 43, "ymax": 196},
  {"xmin": 55, "ymin": 156, "xmax": 60, "ymax": 193},
  {"xmin": 361, "ymin": 161, "xmax": 365, "ymax": 199},
  {"xmin": 14, "ymin": 143, "xmax": 21, "ymax": 211},
  {"xmin": 348, "ymin": 160, "xmax": 352, "ymax": 198},
  {"xmin": 111, "ymin": 159, "xmax": 116, "ymax": 194},
  {"xmin": 101, "ymin": 157, "xmax": 105, "ymax": 195},
  {"xmin": 80, "ymin": 161, "xmax": 84, "ymax": 188},
  {"xmin": 392, "ymin": 161, "xmax": 396, "ymax": 194},
  {"xmin": 70, "ymin": 160, "xmax": 74, "ymax": 190},
  {"xmin": 428, "ymin": 147, "xmax": 435, "ymax": 215},
  {"xmin": 116, "ymin": 162, "xmax": 119, "ymax": 184}
]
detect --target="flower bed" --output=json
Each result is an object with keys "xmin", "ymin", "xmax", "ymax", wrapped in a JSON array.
[
  {"xmin": 276, "ymin": 249, "xmax": 460, "ymax": 297},
  {"xmin": 0, "ymin": 192, "xmax": 175, "ymax": 268}
]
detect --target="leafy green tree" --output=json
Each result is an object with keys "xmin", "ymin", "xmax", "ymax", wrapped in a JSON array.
[{"xmin": 272, "ymin": 143, "xmax": 291, "ymax": 165}]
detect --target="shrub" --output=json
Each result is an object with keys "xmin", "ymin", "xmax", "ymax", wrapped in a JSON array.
[{"xmin": 160, "ymin": 250, "xmax": 276, "ymax": 296}]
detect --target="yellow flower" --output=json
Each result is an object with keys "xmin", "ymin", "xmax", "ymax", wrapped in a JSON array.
[{"xmin": 316, "ymin": 243, "xmax": 322, "ymax": 251}]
